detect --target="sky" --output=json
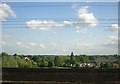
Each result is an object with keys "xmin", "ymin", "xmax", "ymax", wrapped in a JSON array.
[
  {"xmin": 1, "ymin": 1, "xmax": 119, "ymax": 55},
  {"xmin": 2, "ymin": 0, "xmax": 120, "ymax": 2}
]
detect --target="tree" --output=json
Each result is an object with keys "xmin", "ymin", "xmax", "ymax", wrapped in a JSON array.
[
  {"xmin": 1, "ymin": 52, "xmax": 9, "ymax": 56},
  {"xmin": 32, "ymin": 56, "xmax": 42, "ymax": 67},
  {"xmin": 13, "ymin": 53, "xmax": 17, "ymax": 56},
  {"xmin": 48, "ymin": 61, "xmax": 54, "ymax": 67},
  {"xmin": 31, "ymin": 56, "xmax": 40, "ymax": 62},
  {"xmin": 38, "ymin": 58, "xmax": 49, "ymax": 67},
  {"xmin": 2, "ymin": 56, "xmax": 18, "ymax": 68},
  {"xmin": 89, "ymin": 56, "xmax": 95, "ymax": 61},
  {"xmin": 42, "ymin": 59, "xmax": 49, "ymax": 67},
  {"xmin": 116, "ymin": 57, "xmax": 120, "ymax": 64},
  {"xmin": 64, "ymin": 59, "xmax": 71, "ymax": 67},
  {"xmin": 75, "ymin": 63, "xmax": 80, "ymax": 68},
  {"xmin": 70, "ymin": 52, "xmax": 74, "ymax": 61},
  {"xmin": 54, "ymin": 56, "xmax": 65, "ymax": 67},
  {"xmin": 104, "ymin": 62, "xmax": 112, "ymax": 69},
  {"xmin": 78, "ymin": 55, "xmax": 89, "ymax": 63},
  {"xmin": 100, "ymin": 62, "xmax": 112, "ymax": 69},
  {"xmin": 70, "ymin": 52, "xmax": 77, "ymax": 67},
  {"xmin": 100, "ymin": 63, "xmax": 105, "ymax": 69}
]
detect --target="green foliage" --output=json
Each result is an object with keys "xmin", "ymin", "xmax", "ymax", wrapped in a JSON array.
[
  {"xmin": 1, "ymin": 52, "xmax": 120, "ymax": 69},
  {"xmin": 13, "ymin": 53, "xmax": 17, "ymax": 56},
  {"xmin": 2, "ymin": 53, "xmax": 37, "ymax": 68},
  {"xmin": 116, "ymin": 57, "xmax": 120, "ymax": 64},
  {"xmin": 2, "ymin": 56, "xmax": 18, "ymax": 68},
  {"xmin": 89, "ymin": 56, "xmax": 95, "ymax": 60},
  {"xmin": 54, "ymin": 56, "xmax": 65, "ymax": 67},
  {"xmin": 100, "ymin": 62, "xmax": 113, "ymax": 69},
  {"xmin": 0, "ymin": 56, "xmax": 2, "ymax": 67},
  {"xmin": 1, "ymin": 52, "xmax": 9, "ymax": 56},
  {"xmin": 70, "ymin": 52, "xmax": 74, "ymax": 61},
  {"xmin": 76, "ymin": 55, "xmax": 89, "ymax": 63},
  {"xmin": 17, "ymin": 59, "xmax": 37, "ymax": 68},
  {"xmin": 104, "ymin": 63, "xmax": 113, "ymax": 69},
  {"xmin": 48, "ymin": 61, "xmax": 54, "ymax": 67},
  {"xmin": 31, "ymin": 56, "xmax": 38, "ymax": 62},
  {"xmin": 64, "ymin": 59, "xmax": 71, "ymax": 67},
  {"xmin": 70, "ymin": 52, "xmax": 77, "ymax": 67},
  {"xmin": 39, "ymin": 59, "xmax": 49, "ymax": 67},
  {"xmin": 75, "ymin": 62, "xmax": 80, "ymax": 68}
]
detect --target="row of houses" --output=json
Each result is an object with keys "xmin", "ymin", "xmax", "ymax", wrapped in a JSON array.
[{"xmin": 79, "ymin": 62, "xmax": 120, "ymax": 68}]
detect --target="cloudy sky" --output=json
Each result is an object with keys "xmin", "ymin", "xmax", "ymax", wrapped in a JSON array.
[
  {"xmin": 2, "ymin": 0, "xmax": 120, "ymax": 2},
  {"xmin": 1, "ymin": 1, "xmax": 119, "ymax": 55}
]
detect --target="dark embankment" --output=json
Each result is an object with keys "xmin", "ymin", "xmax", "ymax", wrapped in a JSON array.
[{"xmin": 2, "ymin": 68, "xmax": 120, "ymax": 84}]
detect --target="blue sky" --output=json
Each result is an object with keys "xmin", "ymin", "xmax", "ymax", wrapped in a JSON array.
[
  {"xmin": 1, "ymin": 2, "xmax": 119, "ymax": 55},
  {"xmin": 2, "ymin": 0, "xmax": 120, "ymax": 2}
]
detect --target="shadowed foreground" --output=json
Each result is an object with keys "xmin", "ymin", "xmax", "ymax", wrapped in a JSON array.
[{"xmin": 2, "ymin": 68, "xmax": 120, "ymax": 84}]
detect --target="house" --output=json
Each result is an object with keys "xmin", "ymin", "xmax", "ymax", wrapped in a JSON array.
[
  {"xmin": 87, "ymin": 62, "xmax": 96, "ymax": 67},
  {"xmin": 112, "ymin": 63, "xmax": 119, "ymax": 68},
  {"xmin": 24, "ymin": 57, "xmax": 30, "ymax": 61},
  {"xmin": 79, "ymin": 63, "xmax": 87, "ymax": 68},
  {"xmin": 87, "ymin": 61, "xmax": 96, "ymax": 68}
]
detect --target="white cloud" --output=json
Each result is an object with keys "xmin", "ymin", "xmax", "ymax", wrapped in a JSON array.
[
  {"xmin": 63, "ymin": 49, "xmax": 67, "ymax": 52},
  {"xmin": 16, "ymin": 42, "xmax": 22, "ymax": 45},
  {"xmin": 108, "ymin": 36, "xmax": 118, "ymax": 44},
  {"xmin": 76, "ymin": 28, "xmax": 87, "ymax": 33},
  {"xmin": 26, "ymin": 20, "xmax": 63, "ymax": 30},
  {"xmin": 76, "ymin": 26, "xmax": 81, "ymax": 29},
  {"xmin": 26, "ymin": 20, "xmax": 78, "ymax": 30},
  {"xmin": 16, "ymin": 42, "xmax": 45, "ymax": 49},
  {"xmin": 76, "ymin": 43, "xmax": 89, "ymax": 48},
  {"xmin": 2, "ymin": 41, "xmax": 6, "ymax": 45},
  {"xmin": 26, "ymin": 6, "xmax": 98, "ymax": 30},
  {"xmin": 0, "ymin": 3, "xmax": 16, "ymax": 21},
  {"xmin": 17, "ymin": 42, "xmax": 44, "ymax": 49},
  {"xmin": 50, "ymin": 43, "xmax": 56, "ymax": 46},
  {"xmin": 21, "ymin": 45, "xmax": 31, "ymax": 49},
  {"xmin": 85, "ymin": 0, "xmax": 93, "ymax": 2},
  {"xmin": 103, "ymin": 36, "xmax": 118, "ymax": 48},
  {"xmin": 29, "ymin": 42, "xmax": 36, "ymax": 46},
  {"xmin": 108, "ymin": 24, "xmax": 119, "ymax": 32},
  {"xmin": 53, "ymin": 31, "xmax": 57, "ymax": 34},
  {"xmin": 76, "ymin": 30, "xmax": 80, "ymax": 33},
  {"xmin": 26, "ymin": 19, "xmax": 90, "ymax": 31},
  {"xmin": 15, "ymin": 41, "xmax": 32, "ymax": 49},
  {"xmin": 77, "ymin": 6, "xmax": 98, "ymax": 27},
  {"xmin": 40, "ymin": 44, "xmax": 45, "ymax": 48},
  {"xmin": 63, "ymin": 21, "xmax": 74, "ymax": 25}
]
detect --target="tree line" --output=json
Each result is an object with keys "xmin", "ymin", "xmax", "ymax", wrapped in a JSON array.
[{"xmin": 1, "ymin": 52, "xmax": 120, "ymax": 69}]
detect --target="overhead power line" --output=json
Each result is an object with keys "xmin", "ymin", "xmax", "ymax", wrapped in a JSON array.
[
  {"xmin": 2, "ymin": 26, "xmax": 115, "ymax": 28},
  {"xmin": 2, "ymin": 23, "xmax": 118, "ymax": 25},
  {"xmin": 10, "ymin": 4, "xmax": 117, "ymax": 7},
  {"xmin": 1, "ymin": 18, "xmax": 119, "ymax": 22},
  {"xmin": 3, "ymin": 17, "xmax": 120, "ymax": 20}
]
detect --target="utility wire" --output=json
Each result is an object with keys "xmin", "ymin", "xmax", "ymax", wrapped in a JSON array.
[
  {"xmin": 2, "ymin": 23, "xmax": 118, "ymax": 25},
  {"xmin": 4, "ymin": 18, "xmax": 118, "ymax": 20},
  {"xmin": 10, "ymin": 4, "xmax": 117, "ymax": 7},
  {"xmin": 2, "ymin": 26, "xmax": 115, "ymax": 28}
]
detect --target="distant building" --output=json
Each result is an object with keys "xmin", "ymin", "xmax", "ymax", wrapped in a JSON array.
[
  {"xmin": 112, "ymin": 63, "xmax": 119, "ymax": 68},
  {"xmin": 87, "ymin": 62, "xmax": 96, "ymax": 67},
  {"xmin": 80, "ymin": 63, "xmax": 87, "ymax": 68},
  {"xmin": 24, "ymin": 57, "xmax": 30, "ymax": 61}
]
